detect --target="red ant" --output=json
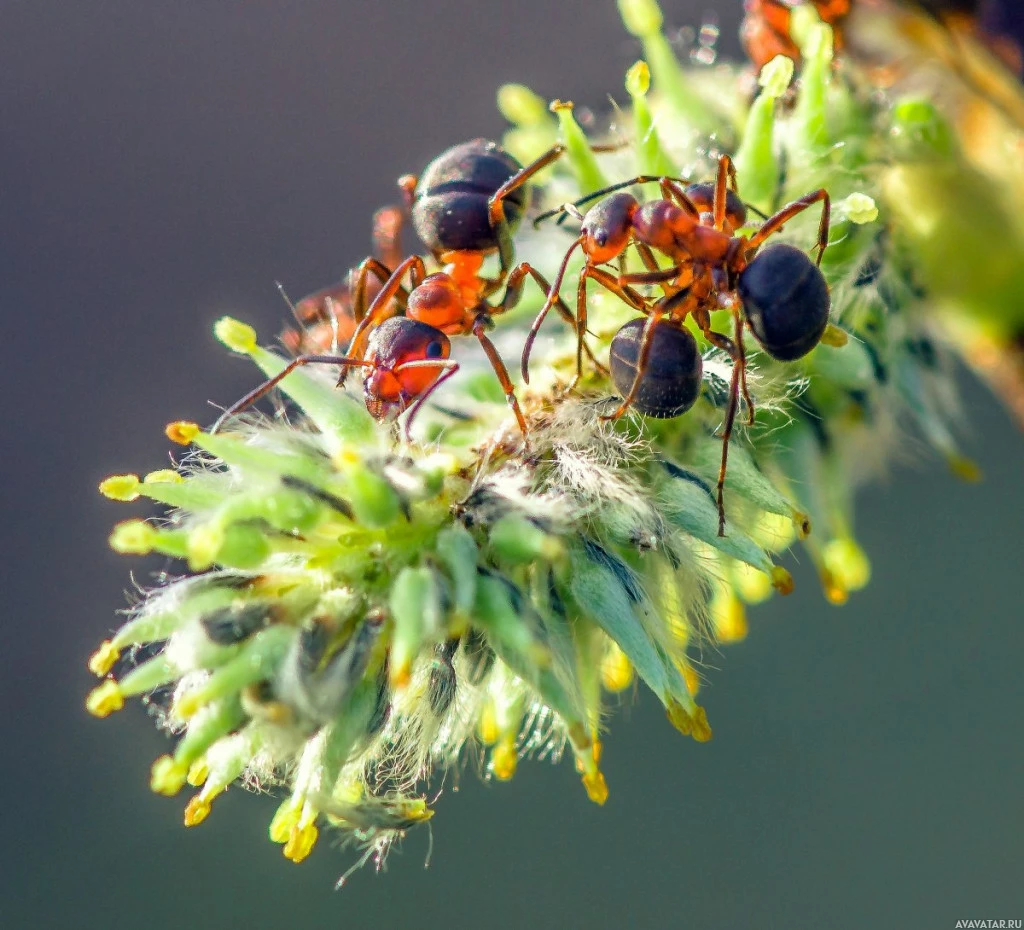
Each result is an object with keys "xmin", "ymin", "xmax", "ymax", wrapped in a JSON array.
[
  {"xmin": 217, "ymin": 139, "xmax": 580, "ymax": 438},
  {"xmin": 741, "ymin": 0, "xmax": 851, "ymax": 70},
  {"xmin": 523, "ymin": 155, "xmax": 832, "ymax": 534}
]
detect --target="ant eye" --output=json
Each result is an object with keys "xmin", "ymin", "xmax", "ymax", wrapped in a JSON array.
[
  {"xmin": 595, "ymin": 231, "xmax": 608, "ymax": 247},
  {"xmin": 426, "ymin": 340, "xmax": 444, "ymax": 359}
]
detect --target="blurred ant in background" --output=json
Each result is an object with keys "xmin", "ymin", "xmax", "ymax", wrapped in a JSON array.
[
  {"xmin": 741, "ymin": 0, "xmax": 852, "ymax": 69},
  {"xmin": 524, "ymin": 155, "xmax": 832, "ymax": 534},
  {"xmin": 219, "ymin": 138, "xmax": 581, "ymax": 438}
]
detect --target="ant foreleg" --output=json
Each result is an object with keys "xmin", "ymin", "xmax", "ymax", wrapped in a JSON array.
[
  {"xmin": 393, "ymin": 359, "xmax": 461, "ymax": 441},
  {"xmin": 372, "ymin": 205, "xmax": 406, "ymax": 271},
  {"xmin": 347, "ymin": 255, "xmax": 427, "ymax": 367},
  {"xmin": 521, "ymin": 237, "xmax": 583, "ymax": 382},
  {"xmin": 212, "ymin": 354, "xmax": 372, "ymax": 433},
  {"xmin": 747, "ymin": 189, "xmax": 831, "ymax": 266}
]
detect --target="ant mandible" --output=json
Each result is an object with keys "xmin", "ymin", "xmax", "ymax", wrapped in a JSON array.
[
  {"xmin": 217, "ymin": 138, "xmax": 579, "ymax": 438},
  {"xmin": 741, "ymin": 0, "xmax": 851, "ymax": 70},
  {"xmin": 523, "ymin": 155, "xmax": 832, "ymax": 534}
]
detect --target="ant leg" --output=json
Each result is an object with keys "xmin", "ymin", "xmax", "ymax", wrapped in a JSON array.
[
  {"xmin": 372, "ymin": 205, "xmax": 405, "ymax": 271},
  {"xmin": 533, "ymin": 174, "xmax": 694, "ymax": 227},
  {"xmin": 396, "ymin": 174, "xmax": 418, "ymax": 210},
  {"xmin": 618, "ymin": 265, "xmax": 687, "ymax": 286},
  {"xmin": 715, "ymin": 349, "xmax": 744, "ymax": 538},
  {"xmin": 351, "ymin": 258, "xmax": 406, "ymax": 324},
  {"xmin": 712, "ymin": 155, "xmax": 735, "ymax": 231},
  {"xmin": 659, "ymin": 178, "xmax": 702, "ymax": 217},
  {"xmin": 732, "ymin": 308, "xmax": 754, "ymax": 426},
  {"xmin": 521, "ymin": 237, "xmax": 583, "ymax": 382},
  {"xmin": 392, "ymin": 359, "xmax": 460, "ymax": 441},
  {"xmin": 600, "ymin": 304, "xmax": 668, "ymax": 421},
  {"xmin": 473, "ymin": 319, "xmax": 528, "ymax": 437},
  {"xmin": 488, "ymin": 144, "xmax": 567, "ymax": 283},
  {"xmin": 347, "ymin": 255, "xmax": 427, "ymax": 365},
  {"xmin": 747, "ymin": 189, "xmax": 831, "ymax": 265},
  {"xmin": 586, "ymin": 265, "xmax": 650, "ymax": 311},
  {"xmin": 212, "ymin": 354, "xmax": 372, "ymax": 433}
]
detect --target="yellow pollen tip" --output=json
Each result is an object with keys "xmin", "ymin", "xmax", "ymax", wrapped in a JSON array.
[
  {"xmin": 823, "ymin": 537, "xmax": 871, "ymax": 591},
  {"xmin": 150, "ymin": 756, "xmax": 188, "ymax": 796},
  {"xmin": 283, "ymin": 823, "xmax": 319, "ymax": 863},
  {"xmin": 690, "ymin": 705, "xmax": 712, "ymax": 742},
  {"xmin": 165, "ymin": 421, "xmax": 200, "ymax": 445},
  {"xmin": 683, "ymin": 664, "xmax": 702, "ymax": 697},
  {"xmin": 948, "ymin": 455, "xmax": 982, "ymax": 483},
  {"xmin": 183, "ymin": 796, "xmax": 212, "ymax": 827},
  {"xmin": 175, "ymin": 692, "xmax": 202, "ymax": 721},
  {"xmin": 712, "ymin": 592, "xmax": 748, "ymax": 643},
  {"xmin": 389, "ymin": 662, "xmax": 412, "ymax": 692},
  {"xmin": 186, "ymin": 758, "xmax": 209, "ymax": 787},
  {"xmin": 758, "ymin": 54, "xmax": 794, "ymax": 97},
  {"xmin": 770, "ymin": 566, "xmax": 795, "ymax": 596},
  {"xmin": 549, "ymin": 98, "xmax": 572, "ymax": 113},
  {"xmin": 820, "ymin": 323, "xmax": 849, "ymax": 348},
  {"xmin": 793, "ymin": 510, "xmax": 812, "ymax": 538},
  {"xmin": 477, "ymin": 703, "xmax": 499, "ymax": 745},
  {"xmin": 269, "ymin": 801, "xmax": 302, "ymax": 843},
  {"xmin": 841, "ymin": 193, "xmax": 879, "ymax": 225},
  {"xmin": 625, "ymin": 60, "xmax": 651, "ymax": 98},
  {"xmin": 490, "ymin": 741, "xmax": 518, "ymax": 781},
  {"xmin": 108, "ymin": 520, "xmax": 155, "ymax": 555},
  {"xmin": 88, "ymin": 641, "xmax": 120, "ymax": 677},
  {"xmin": 143, "ymin": 469, "xmax": 183, "ymax": 485},
  {"xmin": 582, "ymin": 770, "xmax": 609, "ymax": 806},
  {"xmin": 86, "ymin": 680, "xmax": 124, "ymax": 718},
  {"xmin": 214, "ymin": 316, "xmax": 258, "ymax": 354},
  {"xmin": 99, "ymin": 474, "xmax": 140, "ymax": 501},
  {"xmin": 820, "ymin": 566, "xmax": 849, "ymax": 605}
]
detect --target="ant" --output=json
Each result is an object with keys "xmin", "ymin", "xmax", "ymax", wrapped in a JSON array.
[
  {"xmin": 522, "ymin": 155, "xmax": 832, "ymax": 534},
  {"xmin": 740, "ymin": 0, "xmax": 851, "ymax": 70},
  {"xmin": 279, "ymin": 205, "xmax": 407, "ymax": 356},
  {"xmin": 217, "ymin": 138, "xmax": 582, "ymax": 438}
]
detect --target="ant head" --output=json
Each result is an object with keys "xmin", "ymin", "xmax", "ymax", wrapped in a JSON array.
[
  {"xmin": 406, "ymin": 273, "xmax": 465, "ymax": 333},
  {"xmin": 683, "ymin": 182, "xmax": 748, "ymax": 232},
  {"xmin": 738, "ymin": 243, "xmax": 830, "ymax": 361},
  {"xmin": 364, "ymin": 317, "xmax": 451, "ymax": 417},
  {"xmin": 581, "ymin": 192, "xmax": 639, "ymax": 263},
  {"xmin": 609, "ymin": 317, "xmax": 703, "ymax": 418}
]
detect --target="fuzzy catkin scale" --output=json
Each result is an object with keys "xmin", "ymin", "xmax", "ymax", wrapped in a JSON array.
[{"xmin": 87, "ymin": 0, "xmax": 1021, "ymax": 880}]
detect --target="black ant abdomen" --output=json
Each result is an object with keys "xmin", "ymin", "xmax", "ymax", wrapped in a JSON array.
[
  {"xmin": 738, "ymin": 243, "xmax": 831, "ymax": 361},
  {"xmin": 609, "ymin": 318, "xmax": 703, "ymax": 418},
  {"xmin": 412, "ymin": 139, "xmax": 527, "ymax": 254}
]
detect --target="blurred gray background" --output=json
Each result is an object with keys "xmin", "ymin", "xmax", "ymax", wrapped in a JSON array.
[{"xmin": 2, "ymin": 2, "xmax": 1022, "ymax": 928}]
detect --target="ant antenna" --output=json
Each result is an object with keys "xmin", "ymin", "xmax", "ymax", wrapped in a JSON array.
[{"xmin": 275, "ymin": 281, "xmax": 301, "ymax": 326}]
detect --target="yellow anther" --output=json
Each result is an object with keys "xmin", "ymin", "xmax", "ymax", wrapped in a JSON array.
[
  {"xmin": 165, "ymin": 421, "xmax": 200, "ymax": 445},
  {"xmin": 186, "ymin": 758, "xmax": 209, "ymax": 787},
  {"xmin": 793, "ymin": 510, "xmax": 812, "ymax": 538},
  {"xmin": 98, "ymin": 474, "xmax": 140, "ymax": 501},
  {"xmin": 490, "ymin": 740, "xmax": 518, "ymax": 781},
  {"xmin": 582, "ymin": 770, "xmax": 609, "ymax": 806},
  {"xmin": 150, "ymin": 756, "xmax": 188, "ymax": 796},
  {"xmin": 823, "ymin": 537, "xmax": 871, "ymax": 592},
  {"xmin": 108, "ymin": 520, "xmax": 155, "ymax": 555},
  {"xmin": 841, "ymin": 193, "xmax": 879, "ymax": 225},
  {"xmin": 388, "ymin": 660, "xmax": 412, "ymax": 692},
  {"xmin": 601, "ymin": 642, "xmax": 634, "ymax": 692},
  {"xmin": 591, "ymin": 738, "xmax": 603, "ymax": 764},
  {"xmin": 270, "ymin": 800, "xmax": 302, "ymax": 844},
  {"xmin": 86, "ymin": 680, "xmax": 124, "ymax": 718},
  {"xmin": 477, "ymin": 701, "xmax": 499, "ymax": 745},
  {"xmin": 820, "ymin": 566, "xmax": 849, "ymax": 605},
  {"xmin": 402, "ymin": 799, "xmax": 434, "ymax": 824},
  {"xmin": 175, "ymin": 691, "xmax": 203, "ymax": 721},
  {"xmin": 759, "ymin": 54, "xmax": 794, "ymax": 97},
  {"xmin": 283, "ymin": 822, "xmax": 319, "ymax": 863},
  {"xmin": 625, "ymin": 60, "xmax": 651, "ymax": 97},
  {"xmin": 183, "ymin": 795, "xmax": 212, "ymax": 827},
  {"xmin": 213, "ymin": 316, "xmax": 258, "ymax": 354},
  {"xmin": 712, "ymin": 589, "xmax": 748, "ymax": 643},
  {"xmin": 820, "ymin": 323, "xmax": 849, "ymax": 348},
  {"xmin": 88, "ymin": 640, "xmax": 120, "ymax": 677},
  {"xmin": 186, "ymin": 524, "xmax": 223, "ymax": 572},
  {"xmin": 549, "ymin": 98, "xmax": 573, "ymax": 114},
  {"xmin": 143, "ymin": 469, "xmax": 183, "ymax": 485},
  {"xmin": 770, "ymin": 566, "xmax": 795, "ymax": 596},
  {"xmin": 948, "ymin": 455, "xmax": 982, "ymax": 483},
  {"xmin": 690, "ymin": 705, "xmax": 712, "ymax": 742}
]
